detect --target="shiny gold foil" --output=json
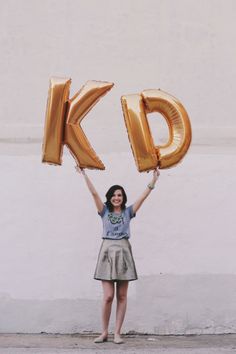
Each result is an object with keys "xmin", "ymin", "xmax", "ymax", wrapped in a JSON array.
[
  {"xmin": 42, "ymin": 78, "xmax": 114, "ymax": 169},
  {"xmin": 42, "ymin": 77, "xmax": 71, "ymax": 165},
  {"xmin": 142, "ymin": 89, "xmax": 192, "ymax": 169},
  {"xmin": 121, "ymin": 94, "xmax": 158, "ymax": 172},
  {"xmin": 121, "ymin": 89, "xmax": 192, "ymax": 171},
  {"xmin": 64, "ymin": 80, "xmax": 114, "ymax": 169}
]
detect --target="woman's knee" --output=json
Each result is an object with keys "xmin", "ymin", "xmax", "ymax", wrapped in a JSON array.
[
  {"xmin": 116, "ymin": 293, "xmax": 127, "ymax": 302},
  {"xmin": 103, "ymin": 293, "xmax": 114, "ymax": 303},
  {"xmin": 116, "ymin": 281, "xmax": 128, "ymax": 302},
  {"xmin": 102, "ymin": 280, "xmax": 114, "ymax": 303}
]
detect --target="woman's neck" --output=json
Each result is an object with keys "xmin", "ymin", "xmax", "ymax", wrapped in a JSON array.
[{"xmin": 113, "ymin": 206, "xmax": 122, "ymax": 213}]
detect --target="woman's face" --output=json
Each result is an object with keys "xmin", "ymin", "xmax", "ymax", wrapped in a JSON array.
[{"xmin": 110, "ymin": 189, "xmax": 123, "ymax": 208}]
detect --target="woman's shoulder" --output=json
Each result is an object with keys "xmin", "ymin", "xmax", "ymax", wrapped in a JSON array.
[
  {"xmin": 125, "ymin": 204, "xmax": 136, "ymax": 218},
  {"xmin": 98, "ymin": 204, "xmax": 108, "ymax": 217}
]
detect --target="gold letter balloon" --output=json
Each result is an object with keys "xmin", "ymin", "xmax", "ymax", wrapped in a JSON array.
[
  {"xmin": 42, "ymin": 77, "xmax": 114, "ymax": 169},
  {"xmin": 121, "ymin": 89, "xmax": 192, "ymax": 171}
]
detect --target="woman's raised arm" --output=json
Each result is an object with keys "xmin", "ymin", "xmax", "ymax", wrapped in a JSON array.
[
  {"xmin": 75, "ymin": 166, "xmax": 104, "ymax": 214},
  {"xmin": 132, "ymin": 169, "xmax": 160, "ymax": 214}
]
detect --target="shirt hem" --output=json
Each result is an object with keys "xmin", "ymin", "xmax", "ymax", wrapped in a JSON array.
[{"xmin": 102, "ymin": 237, "xmax": 130, "ymax": 240}]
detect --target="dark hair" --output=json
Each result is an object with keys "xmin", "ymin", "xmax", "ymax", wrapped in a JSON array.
[{"xmin": 105, "ymin": 185, "xmax": 127, "ymax": 212}]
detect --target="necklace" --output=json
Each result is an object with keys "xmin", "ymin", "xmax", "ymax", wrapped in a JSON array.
[{"xmin": 108, "ymin": 212, "xmax": 124, "ymax": 224}]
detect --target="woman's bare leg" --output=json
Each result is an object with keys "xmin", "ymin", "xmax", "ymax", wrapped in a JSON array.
[
  {"xmin": 100, "ymin": 280, "xmax": 115, "ymax": 337},
  {"xmin": 114, "ymin": 280, "xmax": 129, "ymax": 336}
]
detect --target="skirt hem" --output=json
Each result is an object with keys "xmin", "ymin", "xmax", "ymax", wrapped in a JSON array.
[{"xmin": 94, "ymin": 276, "xmax": 138, "ymax": 282}]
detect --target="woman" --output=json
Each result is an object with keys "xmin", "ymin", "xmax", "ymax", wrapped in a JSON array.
[{"xmin": 76, "ymin": 167, "xmax": 159, "ymax": 344}]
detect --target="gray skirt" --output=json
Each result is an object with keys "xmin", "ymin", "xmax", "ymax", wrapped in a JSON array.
[{"xmin": 94, "ymin": 238, "xmax": 138, "ymax": 282}]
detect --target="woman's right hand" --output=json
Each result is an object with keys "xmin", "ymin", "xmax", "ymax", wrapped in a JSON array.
[{"xmin": 75, "ymin": 165, "xmax": 85, "ymax": 175}]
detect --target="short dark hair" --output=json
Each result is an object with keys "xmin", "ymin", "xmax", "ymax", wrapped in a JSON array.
[{"xmin": 105, "ymin": 185, "xmax": 127, "ymax": 212}]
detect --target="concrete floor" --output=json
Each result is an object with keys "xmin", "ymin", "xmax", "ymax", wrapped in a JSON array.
[{"xmin": 0, "ymin": 334, "xmax": 236, "ymax": 354}]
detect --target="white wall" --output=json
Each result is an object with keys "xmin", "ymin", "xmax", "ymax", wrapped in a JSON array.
[{"xmin": 0, "ymin": 0, "xmax": 236, "ymax": 334}]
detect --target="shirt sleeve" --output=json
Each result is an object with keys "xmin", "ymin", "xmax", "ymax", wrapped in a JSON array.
[
  {"xmin": 127, "ymin": 205, "xmax": 136, "ymax": 219},
  {"xmin": 98, "ymin": 204, "xmax": 107, "ymax": 217}
]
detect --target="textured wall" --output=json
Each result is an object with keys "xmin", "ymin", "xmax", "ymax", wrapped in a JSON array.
[
  {"xmin": 0, "ymin": 0, "xmax": 236, "ymax": 334},
  {"xmin": 0, "ymin": 0, "xmax": 236, "ymax": 145}
]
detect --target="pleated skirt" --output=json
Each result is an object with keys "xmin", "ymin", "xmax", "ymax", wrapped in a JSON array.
[{"xmin": 94, "ymin": 238, "xmax": 138, "ymax": 282}]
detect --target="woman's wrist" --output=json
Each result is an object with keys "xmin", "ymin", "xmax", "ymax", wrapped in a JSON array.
[
  {"xmin": 148, "ymin": 177, "xmax": 159, "ymax": 190},
  {"xmin": 75, "ymin": 165, "xmax": 86, "ymax": 176},
  {"xmin": 147, "ymin": 182, "xmax": 155, "ymax": 190}
]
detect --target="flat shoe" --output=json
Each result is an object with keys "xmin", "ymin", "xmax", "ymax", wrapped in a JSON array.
[
  {"xmin": 94, "ymin": 334, "xmax": 108, "ymax": 343},
  {"xmin": 113, "ymin": 334, "xmax": 124, "ymax": 344}
]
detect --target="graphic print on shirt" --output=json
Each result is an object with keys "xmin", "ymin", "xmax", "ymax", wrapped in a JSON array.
[
  {"xmin": 108, "ymin": 213, "xmax": 124, "ymax": 225},
  {"xmin": 99, "ymin": 206, "xmax": 133, "ymax": 239}
]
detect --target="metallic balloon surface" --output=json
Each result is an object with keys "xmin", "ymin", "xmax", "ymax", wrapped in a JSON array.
[
  {"xmin": 42, "ymin": 78, "xmax": 114, "ymax": 169},
  {"xmin": 121, "ymin": 89, "xmax": 192, "ymax": 171},
  {"xmin": 42, "ymin": 77, "xmax": 71, "ymax": 165},
  {"xmin": 121, "ymin": 94, "xmax": 158, "ymax": 172}
]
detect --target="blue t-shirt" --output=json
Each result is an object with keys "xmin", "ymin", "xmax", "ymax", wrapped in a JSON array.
[{"xmin": 98, "ymin": 204, "xmax": 136, "ymax": 239}]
